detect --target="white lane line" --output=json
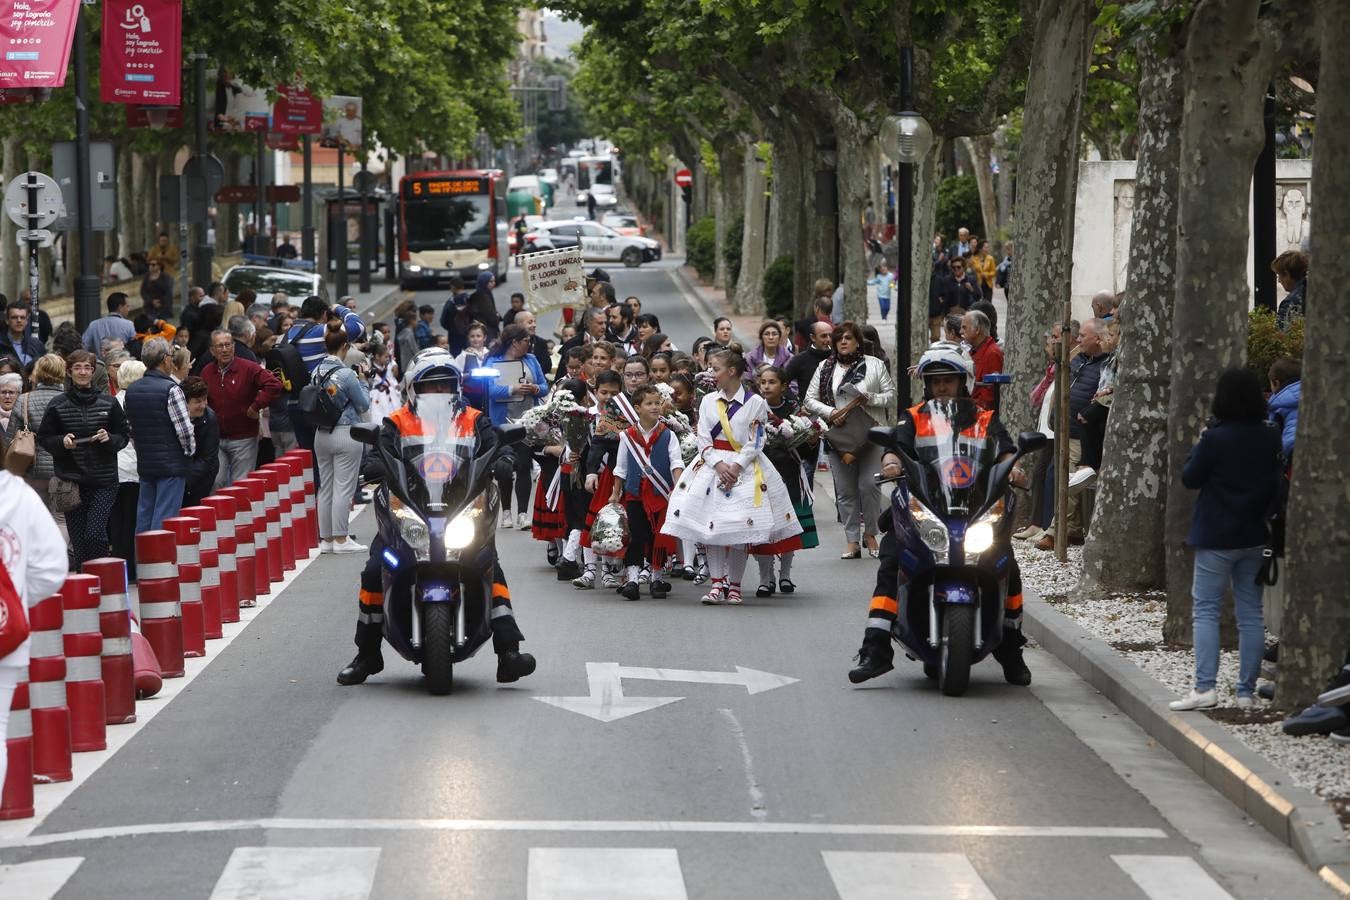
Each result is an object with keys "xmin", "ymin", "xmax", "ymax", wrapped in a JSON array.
[
  {"xmin": 527, "ymin": 848, "xmax": 688, "ymax": 900},
  {"xmin": 1112, "ymin": 855, "xmax": 1234, "ymax": 900},
  {"xmin": 0, "ymin": 818, "xmax": 1170, "ymax": 850},
  {"xmin": 718, "ymin": 708, "xmax": 768, "ymax": 821},
  {"xmin": 210, "ymin": 846, "xmax": 380, "ymax": 900},
  {"xmin": 0, "ymin": 533, "xmax": 333, "ymax": 842},
  {"xmin": 0, "ymin": 856, "xmax": 83, "ymax": 899},
  {"xmin": 824, "ymin": 851, "xmax": 997, "ymax": 900}
]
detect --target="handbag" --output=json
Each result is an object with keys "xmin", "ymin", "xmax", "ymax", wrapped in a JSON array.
[
  {"xmin": 824, "ymin": 394, "xmax": 876, "ymax": 464},
  {"xmin": 0, "ymin": 556, "xmax": 31, "ymax": 659},
  {"xmin": 49, "ymin": 476, "xmax": 82, "ymax": 513},
  {"xmin": 2, "ymin": 394, "xmax": 35, "ymax": 475}
]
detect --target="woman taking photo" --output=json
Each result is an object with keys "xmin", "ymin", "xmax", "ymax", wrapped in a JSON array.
[
  {"xmin": 746, "ymin": 321, "xmax": 792, "ymax": 371},
  {"xmin": 484, "ymin": 323, "xmax": 546, "ymax": 529},
  {"xmin": 803, "ymin": 322, "xmax": 894, "ymax": 559},
  {"xmin": 1170, "ymin": 369, "xmax": 1282, "ymax": 711},
  {"xmin": 312, "ymin": 320, "xmax": 372, "ymax": 554},
  {"xmin": 37, "ymin": 349, "xmax": 130, "ymax": 566}
]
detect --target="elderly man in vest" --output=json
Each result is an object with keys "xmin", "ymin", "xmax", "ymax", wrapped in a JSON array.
[{"xmin": 124, "ymin": 337, "xmax": 196, "ymax": 531}]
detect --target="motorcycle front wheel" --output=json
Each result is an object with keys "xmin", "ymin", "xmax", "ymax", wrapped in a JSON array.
[
  {"xmin": 939, "ymin": 605, "xmax": 975, "ymax": 697},
  {"xmin": 422, "ymin": 603, "xmax": 455, "ymax": 695}
]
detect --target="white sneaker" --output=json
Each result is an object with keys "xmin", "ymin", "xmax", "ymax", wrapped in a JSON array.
[
  {"xmin": 1013, "ymin": 525, "xmax": 1043, "ymax": 541},
  {"xmin": 1235, "ymin": 695, "xmax": 1256, "ymax": 709},
  {"xmin": 333, "ymin": 539, "xmax": 367, "ymax": 554},
  {"xmin": 319, "ymin": 540, "xmax": 334, "ymax": 554},
  {"xmin": 1067, "ymin": 467, "xmax": 1098, "ymax": 493},
  {"xmin": 1169, "ymin": 689, "xmax": 1218, "ymax": 711},
  {"xmin": 500, "ymin": 510, "xmax": 513, "ymax": 529},
  {"xmin": 517, "ymin": 512, "xmax": 531, "ymax": 530}
]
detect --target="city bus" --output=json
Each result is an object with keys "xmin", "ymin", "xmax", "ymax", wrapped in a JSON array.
[{"xmin": 398, "ymin": 169, "xmax": 510, "ymax": 289}]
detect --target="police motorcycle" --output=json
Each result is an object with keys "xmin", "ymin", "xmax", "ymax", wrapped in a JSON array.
[
  {"xmin": 868, "ymin": 366, "xmax": 1046, "ymax": 696},
  {"xmin": 351, "ymin": 360, "xmax": 527, "ymax": 695}
]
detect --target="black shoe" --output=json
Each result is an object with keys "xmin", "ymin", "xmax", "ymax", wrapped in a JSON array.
[
  {"xmin": 650, "ymin": 579, "xmax": 670, "ymax": 599},
  {"xmin": 996, "ymin": 648, "xmax": 1032, "ymax": 686},
  {"xmin": 546, "ymin": 543, "xmax": 560, "ymax": 567},
  {"xmin": 496, "ymin": 651, "xmax": 537, "ymax": 683},
  {"xmin": 778, "ymin": 578, "xmax": 796, "ymax": 594},
  {"xmin": 756, "ymin": 583, "xmax": 774, "ymax": 598},
  {"xmin": 1257, "ymin": 682, "xmax": 1276, "ymax": 701},
  {"xmin": 1263, "ymin": 642, "xmax": 1279, "ymax": 664},
  {"xmin": 336, "ymin": 653, "xmax": 383, "ymax": 686},
  {"xmin": 620, "ymin": 581, "xmax": 641, "ymax": 601},
  {"xmin": 849, "ymin": 641, "xmax": 894, "ymax": 684},
  {"xmin": 555, "ymin": 559, "xmax": 581, "ymax": 580},
  {"xmin": 923, "ymin": 662, "xmax": 939, "ymax": 681}
]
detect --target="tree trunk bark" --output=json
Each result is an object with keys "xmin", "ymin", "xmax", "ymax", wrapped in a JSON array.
[
  {"xmin": 964, "ymin": 134, "xmax": 999, "ymax": 239},
  {"xmin": 735, "ymin": 142, "xmax": 768, "ymax": 315},
  {"xmin": 832, "ymin": 105, "xmax": 870, "ymax": 324},
  {"xmin": 995, "ymin": 126, "xmax": 1014, "ymax": 239},
  {"xmin": 1276, "ymin": 0, "xmax": 1350, "ymax": 708},
  {"xmin": 713, "ymin": 139, "xmax": 745, "ymax": 292},
  {"xmin": 1162, "ymin": 0, "xmax": 1275, "ymax": 642},
  {"xmin": 0, "ymin": 134, "xmax": 19, "ymax": 300},
  {"xmin": 907, "ymin": 138, "xmax": 944, "ymax": 372},
  {"xmin": 1005, "ymin": 0, "xmax": 1097, "ymax": 440},
  {"xmin": 1080, "ymin": 18, "xmax": 1185, "ymax": 595}
]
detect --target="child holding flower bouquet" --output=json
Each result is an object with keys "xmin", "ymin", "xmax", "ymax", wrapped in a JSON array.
[
  {"xmin": 753, "ymin": 366, "xmax": 822, "ymax": 596},
  {"xmin": 552, "ymin": 377, "xmax": 606, "ymax": 582},
  {"xmin": 608, "ymin": 384, "xmax": 685, "ymax": 600},
  {"xmin": 570, "ymin": 371, "xmax": 631, "ymax": 589},
  {"xmin": 668, "ymin": 372, "xmax": 707, "ymax": 582}
]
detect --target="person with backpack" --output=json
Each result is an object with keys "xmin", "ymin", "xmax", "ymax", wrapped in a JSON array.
[
  {"xmin": 308, "ymin": 321, "xmax": 371, "ymax": 553},
  {"xmin": 283, "ymin": 296, "xmax": 364, "ymax": 456}
]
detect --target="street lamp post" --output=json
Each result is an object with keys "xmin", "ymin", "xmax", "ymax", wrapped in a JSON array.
[{"xmin": 880, "ymin": 47, "xmax": 935, "ymax": 414}]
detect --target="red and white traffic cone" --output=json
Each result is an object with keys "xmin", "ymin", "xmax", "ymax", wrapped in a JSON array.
[
  {"xmin": 236, "ymin": 477, "xmax": 272, "ymax": 596},
  {"xmin": 202, "ymin": 495, "xmax": 240, "ymax": 624},
  {"xmin": 180, "ymin": 505, "xmax": 222, "ymax": 639},
  {"xmin": 82, "ymin": 557, "xmax": 135, "ymax": 725},
  {"xmin": 28, "ymin": 592, "xmax": 71, "ymax": 783},
  {"xmin": 217, "ymin": 486, "xmax": 258, "ymax": 609},
  {"xmin": 135, "ymin": 530, "xmax": 183, "ymax": 679},
  {"xmin": 261, "ymin": 462, "xmax": 297, "ymax": 570},
  {"xmin": 61, "ymin": 574, "xmax": 106, "ymax": 753},
  {"xmin": 0, "ymin": 680, "xmax": 34, "ymax": 819},
  {"xmin": 286, "ymin": 448, "xmax": 319, "ymax": 551},
  {"xmin": 163, "ymin": 516, "xmax": 205, "ymax": 658},
  {"xmin": 250, "ymin": 469, "xmax": 285, "ymax": 583}
]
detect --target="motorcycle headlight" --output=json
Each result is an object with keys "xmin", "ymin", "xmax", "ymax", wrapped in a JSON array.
[
  {"xmin": 965, "ymin": 520, "xmax": 995, "ymax": 554},
  {"xmin": 908, "ymin": 496, "xmax": 949, "ymax": 553},
  {"xmin": 444, "ymin": 510, "xmax": 476, "ymax": 549},
  {"xmin": 396, "ymin": 509, "xmax": 431, "ymax": 559}
]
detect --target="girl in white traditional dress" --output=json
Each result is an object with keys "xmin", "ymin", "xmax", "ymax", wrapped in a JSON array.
[{"xmin": 663, "ymin": 346, "xmax": 802, "ymax": 605}]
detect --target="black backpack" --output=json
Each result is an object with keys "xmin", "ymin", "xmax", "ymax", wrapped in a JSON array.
[
  {"xmin": 267, "ymin": 321, "xmax": 321, "ymax": 397},
  {"xmin": 298, "ymin": 364, "xmax": 345, "ymax": 431}
]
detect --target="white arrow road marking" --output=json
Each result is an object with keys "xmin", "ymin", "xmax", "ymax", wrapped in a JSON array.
[
  {"xmin": 533, "ymin": 662, "xmax": 800, "ymax": 722},
  {"xmin": 0, "ymin": 857, "xmax": 83, "ymax": 900}
]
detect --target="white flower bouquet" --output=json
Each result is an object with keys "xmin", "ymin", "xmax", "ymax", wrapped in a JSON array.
[
  {"xmin": 515, "ymin": 388, "xmax": 582, "ymax": 448},
  {"xmin": 677, "ymin": 431, "xmax": 699, "ymax": 464},
  {"xmin": 765, "ymin": 413, "xmax": 824, "ymax": 452},
  {"xmin": 590, "ymin": 502, "xmax": 629, "ymax": 557}
]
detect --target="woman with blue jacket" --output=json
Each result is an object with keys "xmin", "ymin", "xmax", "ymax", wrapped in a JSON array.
[
  {"xmin": 1267, "ymin": 356, "xmax": 1301, "ymax": 461},
  {"xmin": 1170, "ymin": 368, "xmax": 1282, "ymax": 712},
  {"xmin": 484, "ymin": 323, "xmax": 546, "ymax": 529},
  {"xmin": 312, "ymin": 320, "xmax": 371, "ymax": 554}
]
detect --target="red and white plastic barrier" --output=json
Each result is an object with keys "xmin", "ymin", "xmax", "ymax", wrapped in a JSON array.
[
  {"xmin": 0, "ymin": 680, "xmax": 33, "ymax": 819},
  {"xmin": 217, "ymin": 486, "xmax": 258, "ymax": 609},
  {"xmin": 28, "ymin": 592, "xmax": 70, "ymax": 783},
  {"xmin": 202, "ymin": 495, "xmax": 241, "ymax": 623},
  {"xmin": 261, "ymin": 462, "xmax": 298, "ymax": 570},
  {"xmin": 61, "ymin": 574, "xmax": 106, "ymax": 753},
  {"xmin": 163, "ymin": 516, "xmax": 205, "ymax": 658},
  {"xmin": 135, "ymin": 530, "xmax": 184, "ymax": 679},
  {"xmin": 82, "ymin": 557, "xmax": 136, "ymax": 725},
  {"xmin": 180, "ymin": 505, "xmax": 222, "ymax": 639},
  {"xmin": 286, "ymin": 449, "xmax": 319, "ymax": 552},
  {"xmin": 236, "ymin": 478, "xmax": 271, "ymax": 596},
  {"xmin": 250, "ymin": 468, "xmax": 285, "ymax": 583}
]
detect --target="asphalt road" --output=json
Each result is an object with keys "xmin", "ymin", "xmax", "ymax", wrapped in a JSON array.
[{"xmin": 0, "ymin": 201, "xmax": 1333, "ymax": 898}]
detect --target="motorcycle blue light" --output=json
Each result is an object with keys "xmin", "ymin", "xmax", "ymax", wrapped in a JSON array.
[{"xmin": 382, "ymin": 548, "xmax": 400, "ymax": 569}]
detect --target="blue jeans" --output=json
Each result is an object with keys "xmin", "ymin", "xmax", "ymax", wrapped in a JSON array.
[
  {"xmin": 1191, "ymin": 546, "xmax": 1266, "ymax": 695},
  {"xmin": 136, "ymin": 476, "xmax": 185, "ymax": 533}
]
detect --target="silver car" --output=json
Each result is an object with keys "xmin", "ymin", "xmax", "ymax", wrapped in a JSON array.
[{"xmin": 222, "ymin": 264, "xmax": 330, "ymax": 302}]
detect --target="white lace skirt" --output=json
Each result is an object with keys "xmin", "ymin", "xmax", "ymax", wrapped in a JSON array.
[{"xmin": 661, "ymin": 449, "xmax": 803, "ymax": 545}]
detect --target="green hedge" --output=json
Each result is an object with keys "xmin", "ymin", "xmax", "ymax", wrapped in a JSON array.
[
  {"xmin": 763, "ymin": 254, "xmax": 794, "ymax": 320},
  {"xmin": 687, "ymin": 216, "xmax": 717, "ymax": 280},
  {"xmin": 1248, "ymin": 307, "xmax": 1304, "ymax": 378},
  {"xmin": 935, "ymin": 174, "xmax": 984, "ymax": 240}
]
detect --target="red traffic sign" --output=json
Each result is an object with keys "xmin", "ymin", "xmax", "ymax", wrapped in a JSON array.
[
  {"xmin": 674, "ymin": 168, "xmax": 692, "ymax": 188},
  {"xmin": 214, "ymin": 185, "xmax": 301, "ymax": 204}
]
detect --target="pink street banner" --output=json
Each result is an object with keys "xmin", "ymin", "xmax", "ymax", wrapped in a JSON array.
[
  {"xmin": 100, "ymin": 0, "xmax": 181, "ymax": 105},
  {"xmin": 0, "ymin": 0, "xmax": 80, "ymax": 89},
  {"xmin": 272, "ymin": 84, "xmax": 322, "ymax": 135}
]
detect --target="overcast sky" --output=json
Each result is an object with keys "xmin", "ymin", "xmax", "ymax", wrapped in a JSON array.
[{"xmin": 542, "ymin": 10, "xmax": 584, "ymax": 60}]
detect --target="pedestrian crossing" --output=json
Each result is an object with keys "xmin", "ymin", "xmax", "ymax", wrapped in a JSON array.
[{"xmin": 0, "ymin": 847, "xmax": 1236, "ymax": 898}]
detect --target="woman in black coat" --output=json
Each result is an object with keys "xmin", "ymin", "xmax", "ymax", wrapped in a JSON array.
[{"xmin": 37, "ymin": 349, "xmax": 131, "ymax": 566}]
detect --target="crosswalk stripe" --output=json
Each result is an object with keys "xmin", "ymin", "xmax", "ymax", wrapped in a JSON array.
[
  {"xmin": 0, "ymin": 856, "xmax": 83, "ymax": 899},
  {"xmin": 209, "ymin": 846, "xmax": 381, "ymax": 900},
  {"xmin": 1111, "ymin": 855, "xmax": 1233, "ymax": 900},
  {"xmin": 527, "ymin": 847, "xmax": 688, "ymax": 899},
  {"xmin": 823, "ymin": 851, "xmax": 997, "ymax": 900}
]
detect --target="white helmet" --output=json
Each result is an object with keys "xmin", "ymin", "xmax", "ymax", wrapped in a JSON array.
[
  {"xmin": 916, "ymin": 342, "xmax": 975, "ymax": 396},
  {"xmin": 403, "ymin": 348, "xmax": 463, "ymax": 411}
]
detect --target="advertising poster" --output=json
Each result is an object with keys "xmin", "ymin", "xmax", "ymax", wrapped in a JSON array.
[
  {"xmin": 272, "ymin": 84, "xmax": 322, "ymax": 134},
  {"xmin": 319, "ymin": 95, "xmax": 362, "ymax": 150},
  {"xmin": 0, "ymin": 0, "xmax": 80, "ymax": 89},
  {"xmin": 212, "ymin": 69, "xmax": 269, "ymax": 131},
  {"xmin": 519, "ymin": 245, "xmax": 584, "ymax": 313},
  {"xmin": 99, "ymin": 0, "xmax": 181, "ymax": 105}
]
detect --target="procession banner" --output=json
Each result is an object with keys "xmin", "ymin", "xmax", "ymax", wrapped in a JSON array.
[
  {"xmin": 100, "ymin": 0, "xmax": 181, "ymax": 106},
  {"xmin": 518, "ymin": 246, "xmax": 584, "ymax": 313},
  {"xmin": 272, "ymin": 84, "xmax": 322, "ymax": 134},
  {"xmin": 0, "ymin": 0, "xmax": 79, "ymax": 89}
]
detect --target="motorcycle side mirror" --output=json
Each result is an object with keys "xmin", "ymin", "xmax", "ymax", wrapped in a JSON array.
[
  {"xmin": 498, "ymin": 423, "xmax": 528, "ymax": 446},
  {"xmin": 867, "ymin": 426, "xmax": 898, "ymax": 450},
  {"xmin": 1017, "ymin": 431, "xmax": 1048, "ymax": 454},
  {"xmin": 351, "ymin": 422, "xmax": 379, "ymax": 446}
]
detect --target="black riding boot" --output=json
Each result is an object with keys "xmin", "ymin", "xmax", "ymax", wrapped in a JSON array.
[
  {"xmin": 848, "ymin": 633, "xmax": 895, "ymax": 684},
  {"xmin": 992, "ymin": 627, "xmax": 1031, "ymax": 686},
  {"xmin": 495, "ymin": 639, "xmax": 537, "ymax": 684},
  {"xmin": 336, "ymin": 622, "xmax": 385, "ymax": 685}
]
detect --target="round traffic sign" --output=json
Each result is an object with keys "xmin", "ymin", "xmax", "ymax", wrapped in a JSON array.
[
  {"xmin": 4, "ymin": 172, "xmax": 64, "ymax": 229},
  {"xmin": 673, "ymin": 168, "xmax": 692, "ymax": 188},
  {"xmin": 352, "ymin": 170, "xmax": 379, "ymax": 194},
  {"xmin": 183, "ymin": 153, "xmax": 226, "ymax": 195}
]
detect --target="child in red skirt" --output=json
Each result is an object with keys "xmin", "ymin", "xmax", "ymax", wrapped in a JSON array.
[{"xmin": 609, "ymin": 384, "xmax": 685, "ymax": 600}]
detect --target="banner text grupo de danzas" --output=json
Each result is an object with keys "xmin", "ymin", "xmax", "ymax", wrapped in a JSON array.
[
  {"xmin": 100, "ymin": 0, "xmax": 181, "ymax": 105},
  {"xmin": 0, "ymin": 0, "xmax": 80, "ymax": 89}
]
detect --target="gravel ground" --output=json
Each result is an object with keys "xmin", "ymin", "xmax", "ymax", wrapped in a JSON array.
[{"xmin": 1019, "ymin": 541, "xmax": 1350, "ymax": 820}]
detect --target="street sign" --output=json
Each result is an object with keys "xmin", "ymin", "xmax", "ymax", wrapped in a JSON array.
[
  {"xmin": 52, "ymin": 142, "xmax": 117, "ymax": 231},
  {"xmin": 535, "ymin": 661, "xmax": 799, "ymax": 723},
  {"xmin": 545, "ymin": 75, "xmax": 567, "ymax": 112},
  {"xmin": 4, "ymin": 172, "xmax": 64, "ymax": 228},
  {"xmin": 352, "ymin": 170, "xmax": 378, "ymax": 194},
  {"xmin": 183, "ymin": 154, "xmax": 225, "ymax": 223},
  {"xmin": 15, "ymin": 229, "xmax": 56, "ymax": 248},
  {"xmin": 214, "ymin": 185, "xmax": 301, "ymax": 204},
  {"xmin": 673, "ymin": 168, "xmax": 693, "ymax": 188}
]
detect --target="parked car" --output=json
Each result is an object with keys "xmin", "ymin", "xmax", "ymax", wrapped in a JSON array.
[
  {"xmin": 222, "ymin": 264, "xmax": 329, "ymax": 302},
  {"xmin": 520, "ymin": 219, "xmax": 661, "ymax": 267}
]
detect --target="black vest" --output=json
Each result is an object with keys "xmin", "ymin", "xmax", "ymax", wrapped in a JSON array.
[{"xmin": 125, "ymin": 368, "xmax": 191, "ymax": 478}]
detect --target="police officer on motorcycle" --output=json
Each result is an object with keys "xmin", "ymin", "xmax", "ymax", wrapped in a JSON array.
[
  {"xmin": 336, "ymin": 349, "xmax": 538, "ymax": 686},
  {"xmin": 848, "ymin": 344, "xmax": 1032, "ymax": 687}
]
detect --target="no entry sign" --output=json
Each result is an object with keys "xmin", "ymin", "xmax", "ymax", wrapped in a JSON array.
[{"xmin": 673, "ymin": 168, "xmax": 692, "ymax": 188}]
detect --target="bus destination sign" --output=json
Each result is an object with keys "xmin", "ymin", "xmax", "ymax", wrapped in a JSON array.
[{"xmin": 406, "ymin": 178, "xmax": 487, "ymax": 198}]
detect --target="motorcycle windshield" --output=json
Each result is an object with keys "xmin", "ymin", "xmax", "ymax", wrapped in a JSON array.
[
  {"xmin": 904, "ymin": 398, "xmax": 1000, "ymax": 519},
  {"xmin": 395, "ymin": 395, "xmax": 480, "ymax": 513}
]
